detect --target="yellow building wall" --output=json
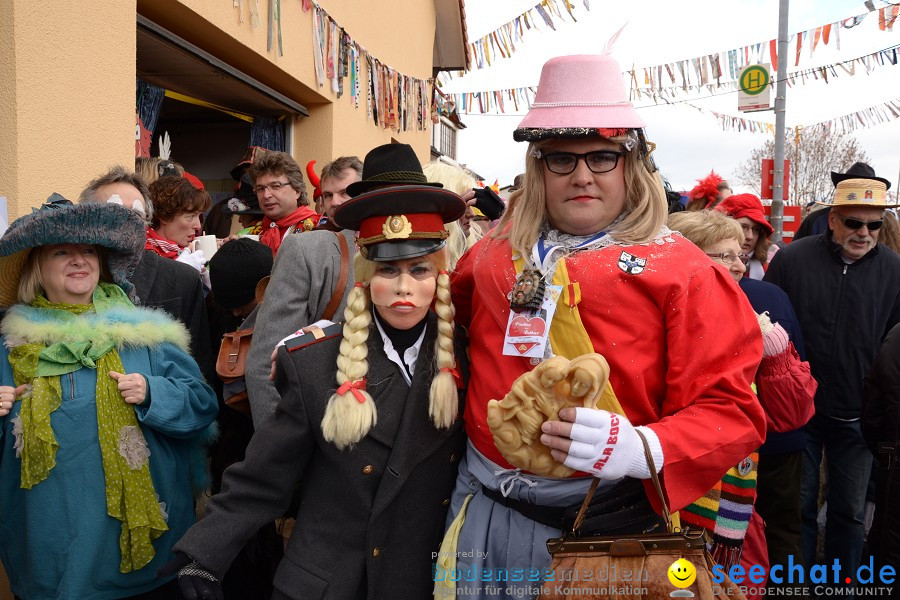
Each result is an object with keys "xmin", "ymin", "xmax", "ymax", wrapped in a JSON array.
[
  {"xmin": 0, "ymin": 0, "xmax": 136, "ymax": 220},
  {"xmin": 0, "ymin": 0, "xmax": 436, "ymax": 220},
  {"xmin": 137, "ymin": 0, "xmax": 436, "ymax": 191}
]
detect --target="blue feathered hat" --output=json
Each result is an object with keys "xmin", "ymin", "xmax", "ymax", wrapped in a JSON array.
[{"xmin": 0, "ymin": 194, "xmax": 146, "ymax": 307}]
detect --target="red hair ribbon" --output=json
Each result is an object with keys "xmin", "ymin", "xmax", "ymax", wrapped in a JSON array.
[
  {"xmin": 355, "ymin": 282, "xmax": 366, "ymax": 288},
  {"xmin": 440, "ymin": 366, "xmax": 463, "ymax": 388},
  {"xmin": 337, "ymin": 379, "xmax": 367, "ymax": 403},
  {"xmin": 438, "ymin": 269, "xmax": 449, "ymax": 275}
]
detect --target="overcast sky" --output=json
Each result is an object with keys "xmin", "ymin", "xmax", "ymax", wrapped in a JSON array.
[{"xmin": 444, "ymin": 0, "xmax": 900, "ymax": 198}]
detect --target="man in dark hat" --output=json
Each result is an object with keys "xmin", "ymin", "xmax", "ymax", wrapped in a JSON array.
[
  {"xmin": 764, "ymin": 165, "xmax": 900, "ymax": 583},
  {"xmin": 244, "ymin": 143, "xmax": 439, "ymax": 426},
  {"xmin": 225, "ymin": 173, "xmax": 265, "ymax": 237}
]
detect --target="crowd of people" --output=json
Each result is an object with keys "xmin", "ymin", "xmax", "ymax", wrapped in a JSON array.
[{"xmin": 0, "ymin": 52, "xmax": 896, "ymax": 600}]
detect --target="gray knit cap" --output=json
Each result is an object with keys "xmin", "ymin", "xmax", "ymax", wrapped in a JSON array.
[{"xmin": 0, "ymin": 194, "xmax": 146, "ymax": 306}]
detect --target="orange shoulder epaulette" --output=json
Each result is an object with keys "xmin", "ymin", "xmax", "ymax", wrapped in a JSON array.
[{"xmin": 284, "ymin": 322, "xmax": 343, "ymax": 353}]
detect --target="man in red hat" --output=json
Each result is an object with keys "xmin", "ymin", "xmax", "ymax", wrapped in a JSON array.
[{"xmin": 249, "ymin": 152, "xmax": 319, "ymax": 255}]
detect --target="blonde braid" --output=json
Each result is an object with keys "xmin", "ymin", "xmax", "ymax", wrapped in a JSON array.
[
  {"xmin": 428, "ymin": 263, "xmax": 459, "ymax": 429},
  {"xmin": 321, "ymin": 254, "xmax": 376, "ymax": 449}
]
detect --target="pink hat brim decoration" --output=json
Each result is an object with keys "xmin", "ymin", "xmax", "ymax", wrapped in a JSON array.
[{"xmin": 514, "ymin": 55, "xmax": 644, "ymax": 141}]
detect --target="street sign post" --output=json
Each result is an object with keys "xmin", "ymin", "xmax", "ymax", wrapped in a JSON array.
[
  {"xmin": 738, "ymin": 64, "xmax": 772, "ymax": 112},
  {"xmin": 761, "ymin": 158, "xmax": 790, "ymax": 200}
]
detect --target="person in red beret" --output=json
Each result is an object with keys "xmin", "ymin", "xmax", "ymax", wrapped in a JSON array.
[{"xmin": 715, "ymin": 193, "xmax": 776, "ymax": 279}]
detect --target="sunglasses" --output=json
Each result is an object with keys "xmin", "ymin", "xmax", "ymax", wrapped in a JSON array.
[{"xmin": 835, "ymin": 214, "xmax": 883, "ymax": 231}]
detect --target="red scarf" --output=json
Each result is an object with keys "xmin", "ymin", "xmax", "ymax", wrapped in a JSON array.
[
  {"xmin": 259, "ymin": 205, "xmax": 320, "ymax": 254},
  {"xmin": 145, "ymin": 226, "xmax": 182, "ymax": 259}
]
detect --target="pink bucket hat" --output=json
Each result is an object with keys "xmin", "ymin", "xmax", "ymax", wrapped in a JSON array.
[{"xmin": 513, "ymin": 54, "xmax": 645, "ymax": 143}]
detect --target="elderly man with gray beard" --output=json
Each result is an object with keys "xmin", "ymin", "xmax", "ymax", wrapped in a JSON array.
[{"xmin": 764, "ymin": 167, "xmax": 900, "ymax": 595}]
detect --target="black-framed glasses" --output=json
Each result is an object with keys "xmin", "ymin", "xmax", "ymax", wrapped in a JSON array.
[
  {"xmin": 535, "ymin": 150, "xmax": 624, "ymax": 175},
  {"xmin": 706, "ymin": 252, "xmax": 750, "ymax": 267},
  {"xmin": 739, "ymin": 223, "xmax": 765, "ymax": 237},
  {"xmin": 254, "ymin": 181, "xmax": 292, "ymax": 195},
  {"xmin": 835, "ymin": 214, "xmax": 884, "ymax": 231}
]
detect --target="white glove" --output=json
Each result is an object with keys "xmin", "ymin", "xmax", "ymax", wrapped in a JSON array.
[
  {"xmin": 176, "ymin": 249, "xmax": 207, "ymax": 273},
  {"xmin": 551, "ymin": 408, "xmax": 652, "ymax": 480}
]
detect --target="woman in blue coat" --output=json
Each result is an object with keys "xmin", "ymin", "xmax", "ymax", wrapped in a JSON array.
[{"xmin": 0, "ymin": 197, "xmax": 218, "ymax": 600}]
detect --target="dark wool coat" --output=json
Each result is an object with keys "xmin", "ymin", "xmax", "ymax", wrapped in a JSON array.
[
  {"xmin": 863, "ymin": 322, "xmax": 900, "ymax": 569},
  {"xmin": 764, "ymin": 234, "xmax": 900, "ymax": 419},
  {"xmin": 175, "ymin": 314, "xmax": 467, "ymax": 600},
  {"xmin": 131, "ymin": 249, "xmax": 215, "ymax": 384}
]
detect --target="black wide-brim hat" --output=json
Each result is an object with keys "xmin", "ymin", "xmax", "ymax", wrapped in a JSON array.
[
  {"xmin": 224, "ymin": 173, "xmax": 264, "ymax": 216},
  {"xmin": 333, "ymin": 185, "xmax": 466, "ymax": 261},
  {"xmin": 0, "ymin": 195, "xmax": 146, "ymax": 307},
  {"xmin": 831, "ymin": 162, "xmax": 891, "ymax": 190},
  {"xmin": 346, "ymin": 143, "xmax": 443, "ymax": 197}
]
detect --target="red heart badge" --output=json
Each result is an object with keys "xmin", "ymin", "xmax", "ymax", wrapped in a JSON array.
[{"xmin": 508, "ymin": 315, "xmax": 546, "ymax": 338}]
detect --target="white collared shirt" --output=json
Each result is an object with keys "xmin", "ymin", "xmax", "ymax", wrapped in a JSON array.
[{"xmin": 374, "ymin": 317, "xmax": 427, "ymax": 386}]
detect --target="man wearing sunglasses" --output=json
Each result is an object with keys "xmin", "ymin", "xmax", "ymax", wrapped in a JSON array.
[{"xmin": 764, "ymin": 169, "xmax": 900, "ymax": 588}]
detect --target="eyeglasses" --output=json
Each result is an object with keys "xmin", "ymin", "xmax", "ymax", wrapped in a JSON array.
[
  {"xmin": 534, "ymin": 150, "xmax": 624, "ymax": 175},
  {"xmin": 254, "ymin": 181, "xmax": 292, "ymax": 195},
  {"xmin": 740, "ymin": 223, "xmax": 765, "ymax": 237},
  {"xmin": 835, "ymin": 214, "xmax": 883, "ymax": 231},
  {"xmin": 706, "ymin": 252, "xmax": 750, "ymax": 267}
]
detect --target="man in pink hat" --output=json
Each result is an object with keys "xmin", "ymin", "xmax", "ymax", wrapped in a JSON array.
[
  {"xmin": 764, "ymin": 169, "xmax": 900, "ymax": 586},
  {"xmin": 440, "ymin": 54, "xmax": 765, "ymax": 598}
]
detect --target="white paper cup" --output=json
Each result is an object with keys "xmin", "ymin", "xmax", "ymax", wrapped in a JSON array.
[{"xmin": 191, "ymin": 235, "xmax": 218, "ymax": 260}]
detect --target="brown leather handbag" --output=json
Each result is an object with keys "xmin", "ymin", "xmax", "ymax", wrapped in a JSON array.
[
  {"xmin": 215, "ymin": 231, "xmax": 350, "ymax": 415},
  {"xmin": 538, "ymin": 431, "xmax": 747, "ymax": 600}
]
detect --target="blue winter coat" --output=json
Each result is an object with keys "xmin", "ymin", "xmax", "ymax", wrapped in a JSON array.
[{"xmin": 0, "ymin": 304, "xmax": 217, "ymax": 600}]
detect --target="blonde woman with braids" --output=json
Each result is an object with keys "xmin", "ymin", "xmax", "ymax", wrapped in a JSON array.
[
  {"xmin": 169, "ymin": 185, "xmax": 468, "ymax": 600},
  {"xmin": 442, "ymin": 54, "xmax": 765, "ymax": 599}
]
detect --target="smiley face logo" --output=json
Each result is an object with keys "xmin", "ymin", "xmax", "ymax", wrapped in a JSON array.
[{"xmin": 668, "ymin": 558, "xmax": 697, "ymax": 589}]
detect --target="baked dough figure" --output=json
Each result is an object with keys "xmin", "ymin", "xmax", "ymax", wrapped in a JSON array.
[{"xmin": 487, "ymin": 353, "xmax": 615, "ymax": 477}]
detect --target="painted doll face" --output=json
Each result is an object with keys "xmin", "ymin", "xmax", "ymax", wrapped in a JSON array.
[{"xmin": 370, "ymin": 257, "xmax": 437, "ymax": 330}]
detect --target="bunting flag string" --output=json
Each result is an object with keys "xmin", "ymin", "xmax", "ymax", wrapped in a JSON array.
[
  {"xmin": 687, "ymin": 96, "xmax": 900, "ymax": 136},
  {"xmin": 465, "ymin": 0, "xmax": 591, "ymax": 70},
  {"xmin": 297, "ymin": 2, "xmax": 431, "ymax": 132},
  {"xmin": 442, "ymin": 2, "xmax": 898, "ymax": 94},
  {"xmin": 441, "ymin": 86, "xmax": 540, "ymax": 115},
  {"xmin": 446, "ymin": 42, "xmax": 900, "ymax": 114},
  {"xmin": 625, "ymin": 2, "xmax": 899, "ymax": 95},
  {"xmin": 631, "ymin": 43, "xmax": 900, "ymax": 104}
]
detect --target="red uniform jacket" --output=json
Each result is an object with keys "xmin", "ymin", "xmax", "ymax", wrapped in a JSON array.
[{"xmin": 452, "ymin": 231, "xmax": 766, "ymax": 511}]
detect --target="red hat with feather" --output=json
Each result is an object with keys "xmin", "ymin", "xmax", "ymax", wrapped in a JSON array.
[{"xmin": 688, "ymin": 171, "xmax": 725, "ymax": 209}]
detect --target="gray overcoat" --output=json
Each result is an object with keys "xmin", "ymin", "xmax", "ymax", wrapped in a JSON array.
[
  {"xmin": 175, "ymin": 314, "xmax": 467, "ymax": 599},
  {"xmin": 245, "ymin": 229, "xmax": 357, "ymax": 426}
]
